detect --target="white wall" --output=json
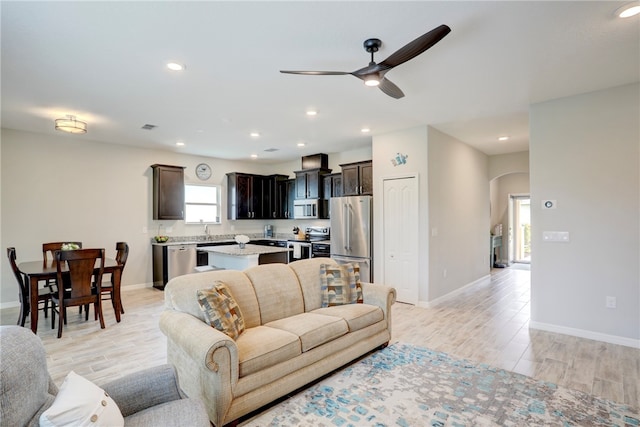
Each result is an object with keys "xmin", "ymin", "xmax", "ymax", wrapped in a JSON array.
[
  {"xmin": 489, "ymin": 151, "xmax": 529, "ymax": 181},
  {"xmin": 427, "ymin": 127, "xmax": 490, "ymax": 300},
  {"xmin": 530, "ymin": 83, "xmax": 639, "ymax": 345},
  {"xmin": 372, "ymin": 126, "xmax": 429, "ymax": 300},
  {"xmin": 0, "ymin": 128, "xmax": 370, "ymax": 306}
]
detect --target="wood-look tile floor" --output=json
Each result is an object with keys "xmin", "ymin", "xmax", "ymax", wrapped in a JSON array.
[{"xmin": 1, "ymin": 267, "xmax": 638, "ymax": 409}]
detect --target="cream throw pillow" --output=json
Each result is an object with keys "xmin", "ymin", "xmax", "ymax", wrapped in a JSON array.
[{"xmin": 39, "ymin": 371, "xmax": 124, "ymax": 427}]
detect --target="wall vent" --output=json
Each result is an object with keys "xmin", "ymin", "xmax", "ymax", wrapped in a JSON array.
[
  {"xmin": 141, "ymin": 124, "xmax": 157, "ymax": 130},
  {"xmin": 264, "ymin": 148, "xmax": 279, "ymax": 152}
]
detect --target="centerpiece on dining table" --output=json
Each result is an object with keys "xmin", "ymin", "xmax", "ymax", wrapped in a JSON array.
[{"xmin": 61, "ymin": 242, "xmax": 80, "ymax": 251}]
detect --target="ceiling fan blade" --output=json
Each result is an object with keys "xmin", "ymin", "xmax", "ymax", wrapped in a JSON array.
[
  {"xmin": 378, "ymin": 24, "xmax": 451, "ymax": 70},
  {"xmin": 280, "ymin": 70, "xmax": 350, "ymax": 75},
  {"xmin": 378, "ymin": 78, "xmax": 405, "ymax": 99}
]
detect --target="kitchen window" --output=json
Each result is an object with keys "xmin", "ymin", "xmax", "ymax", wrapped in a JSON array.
[{"xmin": 184, "ymin": 184, "xmax": 221, "ymax": 224}]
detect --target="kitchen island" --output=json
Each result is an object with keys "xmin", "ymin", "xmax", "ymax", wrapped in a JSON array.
[{"xmin": 198, "ymin": 244, "xmax": 291, "ymax": 271}]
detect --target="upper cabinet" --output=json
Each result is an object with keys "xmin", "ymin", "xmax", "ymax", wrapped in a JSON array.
[
  {"xmin": 294, "ymin": 168, "xmax": 331, "ymax": 199},
  {"xmin": 227, "ymin": 173, "xmax": 292, "ymax": 220},
  {"xmin": 151, "ymin": 164, "xmax": 185, "ymax": 220},
  {"xmin": 323, "ymin": 173, "xmax": 343, "ymax": 198},
  {"xmin": 341, "ymin": 161, "xmax": 373, "ymax": 196}
]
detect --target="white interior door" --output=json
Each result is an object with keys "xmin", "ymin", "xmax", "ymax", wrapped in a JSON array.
[{"xmin": 383, "ymin": 176, "xmax": 419, "ymax": 304}]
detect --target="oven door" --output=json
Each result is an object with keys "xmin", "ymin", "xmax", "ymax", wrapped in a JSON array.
[{"xmin": 287, "ymin": 241, "xmax": 311, "ymax": 263}]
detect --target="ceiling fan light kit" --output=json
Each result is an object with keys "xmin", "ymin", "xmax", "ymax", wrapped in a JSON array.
[{"xmin": 280, "ymin": 24, "xmax": 451, "ymax": 99}]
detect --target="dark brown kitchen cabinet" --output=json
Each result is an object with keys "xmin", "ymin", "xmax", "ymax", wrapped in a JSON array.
[
  {"xmin": 323, "ymin": 173, "xmax": 343, "ymax": 198},
  {"xmin": 276, "ymin": 178, "xmax": 296, "ymax": 219},
  {"xmin": 267, "ymin": 174, "xmax": 290, "ymax": 219},
  {"xmin": 341, "ymin": 161, "xmax": 372, "ymax": 195},
  {"xmin": 227, "ymin": 173, "xmax": 263, "ymax": 219},
  {"xmin": 294, "ymin": 168, "xmax": 331, "ymax": 199},
  {"xmin": 151, "ymin": 164, "xmax": 185, "ymax": 220}
]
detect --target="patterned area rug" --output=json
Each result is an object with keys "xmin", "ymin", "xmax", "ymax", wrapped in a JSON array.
[{"xmin": 243, "ymin": 343, "xmax": 638, "ymax": 426}]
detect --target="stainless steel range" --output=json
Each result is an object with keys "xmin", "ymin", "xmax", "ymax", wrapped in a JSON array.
[{"xmin": 287, "ymin": 227, "xmax": 330, "ymax": 262}]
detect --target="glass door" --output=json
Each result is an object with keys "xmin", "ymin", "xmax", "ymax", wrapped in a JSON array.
[{"xmin": 509, "ymin": 195, "xmax": 531, "ymax": 263}]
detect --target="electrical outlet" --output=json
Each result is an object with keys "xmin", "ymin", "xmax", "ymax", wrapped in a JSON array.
[
  {"xmin": 142, "ymin": 226, "xmax": 148, "ymax": 234},
  {"xmin": 606, "ymin": 296, "xmax": 616, "ymax": 309}
]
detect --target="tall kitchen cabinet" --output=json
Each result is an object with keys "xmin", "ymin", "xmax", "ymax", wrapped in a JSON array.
[
  {"xmin": 340, "ymin": 160, "xmax": 372, "ymax": 196},
  {"xmin": 151, "ymin": 164, "xmax": 185, "ymax": 220}
]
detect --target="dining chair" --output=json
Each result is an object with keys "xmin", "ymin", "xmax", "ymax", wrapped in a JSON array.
[
  {"xmin": 95, "ymin": 242, "xmax": 129, "ymax": 318},
  {"xmin": 50, "ymin": 248, "xmax": 105, "ymax": 338},
  {"xmin": 43, "ymin": 241, "xmax": 83, "ymax": 313},
  {"xmin": 7, "ymin": 247, "xmax": 51, "ymax": 326}
]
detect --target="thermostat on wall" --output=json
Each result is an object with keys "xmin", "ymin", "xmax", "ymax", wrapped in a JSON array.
[{"xmin": 542, "ymin": 200, "xmax": 556, "ymax": 209}]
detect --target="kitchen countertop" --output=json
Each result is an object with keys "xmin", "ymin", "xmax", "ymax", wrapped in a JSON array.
[
  {"xmin": 151, "ymin": 236, "xmax": 288, "ymax": 246},
  {"xmin": 198, "ymin": 244, "xmax": 292, "ymax": 256}
]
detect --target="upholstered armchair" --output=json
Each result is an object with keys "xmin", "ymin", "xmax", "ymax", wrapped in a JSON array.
[{"xmin": 0, "ymin": 325, "xmax": 210, "ymax": 427}]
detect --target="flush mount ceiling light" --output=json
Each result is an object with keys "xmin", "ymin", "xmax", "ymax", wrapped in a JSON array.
[
  {"xmin": 166, "ymin": 62, "xmax": 185, "ymax": 71},
  {"xmin": 616, "ymin": 2, "xmax": 640, "ymax": 17},
  {"xmin": 297, "ymin": 142, "xmax": 306, "ymax": 147},
  {"xmin": 175, "ymin": 141, "xmax": 185, "ymax": 146},
  {"xmin": 55, "ymin": 115, "xmax": 87, "ymax": 134},
  {"xmin": 361, "ymin": 127, "xmax": 371, "ymax": 133},
  {"xmin": 250, "ymin": 132, "xmax": 260, "ymax": 137},
  {"xmin": 498, "ymin": 136, "xmax": 510, "ymax": 141},
  {"xmin": 250, "ymin": 154, "xmax": 258, "ymax": 159},
  {"xmin": 306, "ymin": 110, "xmax": 317, "ymax": 116}
]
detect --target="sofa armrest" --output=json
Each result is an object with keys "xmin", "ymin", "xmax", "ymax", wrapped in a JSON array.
[
  {"xmin": 361, "ymin": 282, "xmax": 396, "ymax": 331},
  {"xmin": 101, "ymin": 364, "xmax": 182, "ymax": 418},
  {"xmin": 159, "ymin": 309, "xmax": 239, "ymax": 426}
]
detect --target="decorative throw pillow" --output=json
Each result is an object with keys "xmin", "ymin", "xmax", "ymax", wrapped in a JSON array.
[
  {"xmin": 197, "ymin": 281, "xmax": 245, "ymax": 340},
  {"xmin": 352, "ymin": 264, "xmax": 364, "ymax": 304},
  {"xmin": 39, "ymin": 371, "xmax": 124, "ymax": 427},
  {"xmin": 320, "ymin": 263, "xmax": 356, "ymax": 307}
]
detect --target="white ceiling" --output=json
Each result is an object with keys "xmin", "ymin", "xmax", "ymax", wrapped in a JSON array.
[{"xmin": 2, "ymin": 1, "xmax": 638, "ymax": 162}]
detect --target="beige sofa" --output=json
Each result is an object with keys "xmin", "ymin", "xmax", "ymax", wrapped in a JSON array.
[{"xmin": 159, "ymin": 258, "xmax": 396, "ymax": 426}]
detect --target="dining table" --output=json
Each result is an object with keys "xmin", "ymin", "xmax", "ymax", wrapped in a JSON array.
[{"xmin": 18, "ymin": 257, "xmax": 123, "ymax": 333}]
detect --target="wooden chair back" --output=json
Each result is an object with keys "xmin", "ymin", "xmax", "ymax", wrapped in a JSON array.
[
  {"xmin": 43, "ymin": 241, "xmax": 82, "ymax": 263},
  {"xmin": 115, "ymin": 242, "xmax": 129, "ymax": 267},
  {"xmin": 56, "ymin": 248, "xmax": 104, "ymax": 302},
  {"xmin": 7, "ymin": 247, "xmax": 28, "ymax": 326}
]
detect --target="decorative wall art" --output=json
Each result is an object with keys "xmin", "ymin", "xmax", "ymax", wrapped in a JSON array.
[{"xmin": 391, "ymin": 153, "xmax": 408, "ymax": 166}]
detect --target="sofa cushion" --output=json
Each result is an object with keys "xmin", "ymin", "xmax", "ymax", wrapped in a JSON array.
[
  {"xmin": 197, "ymin": 282, "xmax": 245, "ymax": 340},
  {"xmin": 320, "ymin": 263, "xmax": 356, "ymax": 307},
  {"xmin": 40, "ymin": 371, "xmax": 124, "ymax": 427},
  {"xmin": 165, "ymin": 270, "xmax": 261, "ymax": 328},
  {"xmin": 312, "ymin": 304, "xmax": 383, "ymax": 332},
  {"xmin": 244, "ymin": 264, "xmax": 304, "ymax": 324},
  {"xmin": 289, "ymin": 258, "xmax": 339, "ymax": 311},
  {"xmin": 265, "ymin": 312, "xmax": 349, "ymax": 352},
  {"xmin": 236, "ymin": 326, "xmax": 301, "ymax": 377}
]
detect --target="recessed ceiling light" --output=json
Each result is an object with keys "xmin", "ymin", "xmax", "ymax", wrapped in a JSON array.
[
  {"xmin": 616, "ymin": 3, "xmax": 640, "ymax": 18},
  {"xmin": 250, "ymin": 132, "xmax": 260, "ymax": 137},
  {"xmin": 297, "ymin": 142, "xmax": 305, "ymax": 147},
  {"xmin": 250, "ymin": 154, "xmax": 258, "ymax": 159},
  {"xmin": 176, "ymin": 141, "xmax": 185, "ymax": 146},
  {"xmin": 306, "ymin": 110, "xmax": 317, "ymax": 116},
  {"xmin": 498, "ymin": 136, "xmax": 510, "ymax": 141},
  {"xmin": 361, "ymin": 128, "xmax": 371, "ymax": 133},
  {"xmin": 166, "ymin": 62, "xmax": 185, "ymax": 71}
]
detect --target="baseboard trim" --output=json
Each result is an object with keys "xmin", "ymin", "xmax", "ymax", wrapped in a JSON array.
[
  {"xmin": 530, "ymin": 321, "xmax": 640, "ymax": 349},
  {"xmin": 417, "ymin": 274, "xmax": 492, "ymax": 308}
]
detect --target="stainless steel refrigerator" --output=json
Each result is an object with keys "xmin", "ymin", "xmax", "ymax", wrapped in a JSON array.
[{"xmin": 330, "ymin": 195, "xmax": 373, "ymax": 282}]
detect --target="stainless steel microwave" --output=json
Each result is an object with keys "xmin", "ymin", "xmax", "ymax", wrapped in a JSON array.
[{"xmin": 293, "ymin": 199, "xmax": 328, "ymax": 219}]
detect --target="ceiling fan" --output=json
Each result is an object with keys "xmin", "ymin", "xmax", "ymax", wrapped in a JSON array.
[{"xmin": 280, "ymin": 24, "xmax": 451, "ymax": 99}]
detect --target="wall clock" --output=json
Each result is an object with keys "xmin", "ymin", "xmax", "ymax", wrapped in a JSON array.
[{"xmin": 195, "ymin": 163, "xmax": 212, "ymax": 180}]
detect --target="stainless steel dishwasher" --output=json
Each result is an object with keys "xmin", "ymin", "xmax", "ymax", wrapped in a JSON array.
[{"xmin": 167, "ymin": 244, "xmax": 197, "ymax": 282}]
